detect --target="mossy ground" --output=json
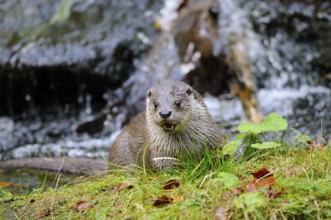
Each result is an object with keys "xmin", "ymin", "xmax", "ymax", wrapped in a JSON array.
[{"xmin": 1, "ymin": 144, "xmax": 330, "ymax": 219}]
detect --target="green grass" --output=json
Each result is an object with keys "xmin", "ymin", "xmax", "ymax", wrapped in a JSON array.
[{"xmin": 1, "ymin": 144, "xmax": 330, "ymax": 219}]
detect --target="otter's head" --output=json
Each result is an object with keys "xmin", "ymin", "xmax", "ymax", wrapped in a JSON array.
[{"xmin": 146, "ymin": 80, "xmax": 199, "ymax": 132}]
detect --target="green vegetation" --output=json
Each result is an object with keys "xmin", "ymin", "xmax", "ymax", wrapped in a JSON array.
[
  {"xmin": 1, "ymin": 113, "xmax": 330, "ymax": 219},
  {"xmin": 50, "ymin": 0, "xmax": 81, "ymax": 25}
]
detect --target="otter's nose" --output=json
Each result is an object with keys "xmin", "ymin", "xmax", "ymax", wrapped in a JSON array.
[{"xmin": 159, "ymin": 111, "xmax": 172, "ymax": 119}]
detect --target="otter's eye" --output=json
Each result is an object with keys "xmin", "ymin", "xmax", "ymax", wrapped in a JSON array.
[
  {"xmin": 153, "ymin": 102, "xmax": 158, "ymax": 108},
  {"xmin": 174, "ymin": 100, "xmax": 181, "ymax": 107}
]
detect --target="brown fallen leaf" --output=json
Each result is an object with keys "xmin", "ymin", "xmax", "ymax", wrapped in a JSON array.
[
  {"xmin": 72, "ymin": 201, "xmax": 93, "ymax": 212},
  {"xmin": 246, "ymin": 167, "xmax": 276, "ymax": 192},
  {"xmin": 117, "ymin": 183, "xmax": 134, "ymax": 191},
  {"xmin": 127, "ymin": 185, "xmax": 134, "ymax": 189},
  {"xmin": 0, "ymin": 181, "xmax": 12, "ymax": 188},
  {"xmin": 256, "ymin": 175, "xmax": 275, "ymax": 188},
  {"xmin": 37, "ymin": 209, "xmax": 51, "ymax": 218},
  {"xmin": 163, "ymin": 179, "xmax": 180, "ymax": 190},
  {"xmin": 153, "ymin": 195, "xmax": 173, "ymax": 207},
  {"xmin": 251, "ymin": 168, "xmax": 273, "ymax": 179},
  {"xmin": 246, "ymin": 181, "xmax": 259, "ymax": 193},
  {"xmin": 226, "ymin": 167, "xmax": 284, "ymax": 201},
  {"xmin": 172, "ymin": 195, "xmax": 184, "ymax": 203},
  {"xmin": 111, "ymin": 183, "xmax": 134, "ymax": 193},
  {"xmin": 232, "ymin": 186, "xmax": 244, "ymax": 196},
  {"xmin": 265, "ymin": 187, "xmax": 285, "ymax": 198},
  {"xmin": 215, "ymin": 206, "xmax": 230, "ymax": 220}
]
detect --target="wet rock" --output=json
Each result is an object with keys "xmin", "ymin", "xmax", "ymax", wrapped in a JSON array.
[
  {"xmin": 173, "ymin": 0, "xmax": 229, "ymax": 95},
  {"xmin": 0, "ymin": 117, "xmax": 14, "ymax": 132},
  {"xmin": 244, "ymin": 0, "xmax": 331, "ymax": 88},
  {"xmin": 0, "ymin": 157, "xmax": 108, "ymax": 175},
  {"xmin": 75, "ymin": 113, "xmax": 107, "ymax": 135},
  {"xmin": 174, "ymin": 0, "xmax": 263, "ymax": 122},
  {"xmin": 0, "ymin": 0, "xmax": 162, "ymax": 115},
  {"xmin": 0, "ymin": 117, "xmax": 17, "ymax": 152}
]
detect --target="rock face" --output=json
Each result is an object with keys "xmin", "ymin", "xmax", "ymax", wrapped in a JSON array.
[
  {"xmin": 244, "ymin": 0, "xmax": 331, "ymax": 88},
  {"xmin": 0, "ymin": 0, "xmax": 162, "ymax": 115}
]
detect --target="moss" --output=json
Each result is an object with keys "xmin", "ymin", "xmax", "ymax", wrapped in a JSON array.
[{"xmin": 1, "ymin": 147, "xmax": 330, "ymax": 219}]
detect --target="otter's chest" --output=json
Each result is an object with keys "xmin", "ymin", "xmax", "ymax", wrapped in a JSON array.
[{"xmin": 150, "ymin": 132, "xmax": 204, "ymax": 156}]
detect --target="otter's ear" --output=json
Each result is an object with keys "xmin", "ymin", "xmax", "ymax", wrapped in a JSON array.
[
  {"xmin": 147, "ymin": 90, "xmax": 152, "ymax": 98},
  {"xmin": 186, "ymin": 88, "xmax": 192, "ymax": 95}
]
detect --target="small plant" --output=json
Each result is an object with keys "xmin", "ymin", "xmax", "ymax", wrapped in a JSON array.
[
  {"xmin": 176, "ymin": 144, "xmax": 229, "ymax": 180},
  {"xmin": 223, "ymin": 113, "xmax": 288, "ymax": 160}
]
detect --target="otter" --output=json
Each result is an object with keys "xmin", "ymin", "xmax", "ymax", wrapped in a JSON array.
[
  {"xmin": 0, "ymin": 81, "xmax": 223, "ymax": 173},
  {"xmin": 109, "ymin": 80, "xmax": 224, "ymax": 169}
]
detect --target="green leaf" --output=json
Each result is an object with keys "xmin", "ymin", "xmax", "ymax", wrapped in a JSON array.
[
  {"xmin": 236, "ymin": 133, "xmax": 247, "ymax": 140},
  {"xmin": 233, "ymin": 192, "xmax": 264, "ymax": 212},
  {"xmin": 251, "ymin": 142, "xmax": 280, "ymax": 149},
  {"xmin": 223, "ymin": 140, "xmax": 242, "ymax": 156},
  {"xmin": 217, "ymin": 172, "xmax": 241, "ymax": 189},
  {"xmin": 238, "ymin": 123, "xmax": 263, "ymax": 134},
  {"xmin": 50, "ymin": 0, "xmax": 81, "ymax": 25},
  {"xmin": 263, "ymin": 113, "xmax": 288, "ymax": 131},
  {"xmin": 238, "ymin": 113, "xmax": 288, "ymax": 134}
]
